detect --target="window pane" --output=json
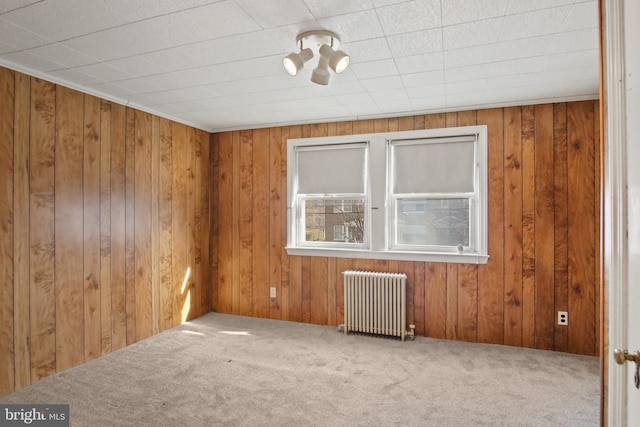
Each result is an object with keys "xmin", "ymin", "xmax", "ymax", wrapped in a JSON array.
[
  {"xmin": 397, "ymin": 199, "xmax": 469, "ymax": 247},
  {"xmin": 304, "ymin": 199, "xmax": 365, "ymax": 243}
]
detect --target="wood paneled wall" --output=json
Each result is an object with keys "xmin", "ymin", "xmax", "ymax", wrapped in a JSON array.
[
  {"xmin": 211, "ymin": 101, "xmax": 600, "ymax": 356},
  {"xmin": 0, "ymin": 67, "xmax": 212, "ymax": 396}
]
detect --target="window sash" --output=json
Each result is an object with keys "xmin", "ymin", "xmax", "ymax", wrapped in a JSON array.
[
  {"xmin": 390, "ymin": 195, "xmax": 476, "ymax": 253},
  {"xmin": 296, "ymin": 195, "xmax": 368, "ymax": 248}
]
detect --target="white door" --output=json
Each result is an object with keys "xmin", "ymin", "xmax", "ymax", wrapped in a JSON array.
[{"xmin": 604, "ymin": 0, "xmax": 640, "ymax": 425}]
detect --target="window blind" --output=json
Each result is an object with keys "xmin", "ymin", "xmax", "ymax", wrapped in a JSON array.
[
  {"xmin": 392, "ymin": 136, "xmax": 476, "ymax": 194},
  {"xmin": 296, "ymin": 143, "xmax": 367, "ymax": 194}
]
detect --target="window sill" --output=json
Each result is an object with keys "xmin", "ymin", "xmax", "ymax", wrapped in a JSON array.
[{"xmin": 285, "ymin": 246, "xmax": 489, "ymax": 264}]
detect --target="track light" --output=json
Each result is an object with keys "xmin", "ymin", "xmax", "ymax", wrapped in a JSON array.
[
  {"xmin": 319, "ymin": 44, "xmax": 350, "ymax": 74},
  {"xmin": 283, "ymin": 48, "xmax": 313, "ymax": 76},
  {"xmin": 283, "ymin": 30, "xmax": 350, "ymax": 86},
  {"xmin": 311, "ymin": 52, "xmax": 330, "ymax": 85}
]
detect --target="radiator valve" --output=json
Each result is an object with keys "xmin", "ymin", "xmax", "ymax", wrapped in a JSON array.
[{"xmin": 406, "ymin": 324, "xmax": 416, "ymax": 341}]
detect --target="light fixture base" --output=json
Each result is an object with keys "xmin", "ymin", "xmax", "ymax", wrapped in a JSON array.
[{"xmin": 296, "ymin": 30, "xmax": 341, "ymax": 52}]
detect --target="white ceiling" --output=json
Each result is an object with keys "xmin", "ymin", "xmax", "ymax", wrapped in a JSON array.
[{"xmin": 0, "ymin": 0, "xmax": 599, "ymax": 132}]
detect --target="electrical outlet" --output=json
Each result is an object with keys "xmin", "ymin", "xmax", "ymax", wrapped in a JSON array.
[
  {"xmin": 558, "ymin": 311, "xmax": 568, "ymax": 326},
  {"xmin": 270, "ymin": 287, "xmax": 276, "ymax": 298}
]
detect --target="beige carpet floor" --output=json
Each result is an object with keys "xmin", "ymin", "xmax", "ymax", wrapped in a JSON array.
[{"xmin": 1, "ymin": 313, "xmax": 600, "ymax": 426}]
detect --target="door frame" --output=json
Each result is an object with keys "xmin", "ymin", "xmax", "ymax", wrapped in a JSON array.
[{"xmin": 602, "ymin": 0, "xmax": 628, "ymax": 425}]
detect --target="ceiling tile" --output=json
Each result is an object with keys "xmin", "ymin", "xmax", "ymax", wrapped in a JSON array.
[
  {"xmin": 345, "ymin": 102, "xmax": 382, "ymax": 116},
  {"xmin": 2, "ymin": 0, "xmax": 129, "ymax": 41},
  {"xmin": 360, "ymin": 75, "xmax": 404, "ymax": 91},
  {"xmin": 0, "ymin": 50, "xmax": 64, "ymax": 72},
  {"xmin": 179, "ymin": 1, "xmax": 262, "ymax": 38},
  {"xmin": 442, "ymin": 18, "xmax": 502, "ymax": 50},
  {"xmin": 112, "ymin": 77, "xmax": 165, "ymax": 94},
  {"xmin": 48, "ymin": 68, "xmax": 105, "ymax": 86},
  {"xmin": 387, "ymin": 28, "xmax": 442, "ymax": 57},
  {"xmin": 0, "ymin": 0, "xmax": 40, "ymax": 14},
  {"xmin": 351, "ymin": 59, "xmax": 398, "ymax": 79},
  {"xmin": 444, "ymin": 44, "xmax": 495, "ymax": 69},
  {"xmin": 561, "ymin": 2, "xmax": 599, "ymax": 32},
  {"xmin": 395, "ymin": 52, "xmax": 444, "ymax": 74},
  {"xmin": 491, "ymin": 35, "xmax": 555, "ymax": 62},
  {"xmin": 303, "ymin": 0, "xmax": 373, "ymax": 19},
  {"xmin": 27, "ymin": 43, "xmax": 98, "ymax": 68},
  {"xmin": 546, "ymin": 28, "xmax": 598, "ymax": 54},
  {"xmin": 370, "ymin": 88, "xmax": 409, "ymax": 102},
  {"xmin": 441, "ymin": 0, "xmax": 508, "ymax": 26},
  {"xmin": 0, "ymin": 17, "xmax": 52, "ymax": 50},
  {"xmin": 106, "ymin": 56, "xmax": 168, "ymax": 77},
  {"xmin": 504, "ymin": 0, "xmax": 583, "ymax": 15},
  {"xmin": 490, "ymin": 56, "xmax": 543, "ymax": 77},
  {"xmin": 405, "ymin": 84, "xmax": 445, "ymax": 98},
  {"xmin": 401, "ymin": 70, "xmax": 445, "ymax": 88},
  {"xmin": 445, "ymin": 63, "xmax": 493, "ymax": 83},
  {"xmin": 376, "ymin": 0, "xmax": 441, "ymax": 35},
  {"xmin": 344, "ymin": 37, "xmax": 392, "ymax": 63},
  {"xmin": 498, "ymin": 6, "xmax": 572, "ymax": 41},
  {"xmin": 74, "ymin": 62, "xmax": 135, "ymax": 82},
  {"xmin": 105, "ymin": 0, "xmax": 217, "ymax": 22},
  {"xmin": 446, "ymin": 91, "xmax": 485, "ymax": 107},
  {"xmin": 234, "ymin": 0, "xmax": 314, "ymax": 28},
  {"xmin": 410, "ymin": 95, "xmax": 446, "ymax": 110},
  {"xmin": 317, "ymin": 10, "xmax": 384, "ymax": 43}
]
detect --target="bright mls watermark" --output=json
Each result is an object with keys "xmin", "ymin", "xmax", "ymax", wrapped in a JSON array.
[{"xmin": 0, "ymin": 405, "xmax": 69, "ymax": 426}]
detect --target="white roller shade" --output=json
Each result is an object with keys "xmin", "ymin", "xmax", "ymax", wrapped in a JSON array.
[
  {"xmin": 392, "ymin": 136, "xmax": 476, "ymax": 193},
  {"xmin": 297, "ymin": 143, "xmax": 367, "ymax": 194}
]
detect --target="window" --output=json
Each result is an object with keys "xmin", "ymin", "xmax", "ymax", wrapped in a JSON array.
[{"xmin": 287, "ymin": 126, "xmax": 488, "ymax": 264}]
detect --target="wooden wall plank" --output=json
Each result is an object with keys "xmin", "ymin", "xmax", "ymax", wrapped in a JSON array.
[
  {"xmin": 99, "ymin": 100, "xmax": 112, "ymax": 355},
  {"xmin": 13, "ymin": 71, "xmax": 31, "ymax": 390},
  {"xmin": 54, "ymin": 85, "xmax": 84, "ymax": 372},
  {"xmin": 239, "ymin": 130, "xmax": 253, "ymax": 316},
  {"xmin": 306, "ymin": 257, "xmax": 328, "ymax": 325},
  {"xmin": 209, "ymin": 134, "xmax": 219, "ymax": 313},
  {"xmin": 185, "ymin": 127, "xmax": 197, "ymax": 320},
  {"xmin": 110, "ymin": 103, "xmax": 127, "ymax": 351},
  {"xmin": 279, "ymin": 128, "xmax": 290, "ymax": 320},
  {"xmin": 477, "ymin": 108, "xmax": 504, "ymax": 344},
  {"xmin": 553, "ymin": 103, "xmax": 569, "ymax": 353},
  {"xmin": 253, "ymin": 128, "xmax": 271, "ymax": 318},
  {"xmin": 134, "ymin": 110, "xmax": 153, "ymax": 340},
  {"xmin": 458, "ymin": 265, "xmax": 478, "ymax": 341},
  {"xmin": 446, "ymin": 264, "xmax": 458, "ymax": 340},
  {"xmin": 534, "ymin": 104, "xmax": 555, "ymax": 350},
  {"xmin": 171, "ymin": 122, "xmax": 187, "ymax": 324},
  {"xmin": 199, "ymin": 130, "xmax": 211, "ymax": 316},
  {"xmin": 83, "ymin": 94, "xmax": 102, "ymax": 361},
  {"xmin": 413, "ymin": 262, "xmax": 425, "ymax": 336},
  {"xmin": 521, "ymin": 105, "xmax": 536, "ymax": 349},
  {"xmin": 159, "ymin": 118, "xmax": 173, "ymax": 330},
  {"xmin": 192, "ymin": 129, "xmax": 202, "ymax": 318},
  {"xmin": 503, "ymin": 107, "xmax": 523, "ymax": 347},
  {"xmin": 567, "ymin": 101, "xmax": 596, "ymax": 355},
  {"xmin": 425, "ymin": 263, "xmax": 446, "ymax": 339},
  {"xmin": 29, "ymin": 78, "xmax": 56, "ymax": 381},
  {"xmin": 269, "ymin": 127, "xmax": 283, "ymax": 320},
  {"xmin": 124, "ymin": 107, "xmax": 136, "ymax": 345},
  {"xmin": 287, "ymin": 126, "xmax": 303, "ymax": 323},
  {"xmin": 151, "ymin": 116, "xmax": 160, "ymax": 332},
  {"xmin": 0, "ymin": 66, "xmax": 15, "ymax": 395},
  {"xmin": 231, "ymin": 131, "xmax": 241, "ymax": 314},
  {"xmin": 217, "ymin": 132, "xmax": 233, "ymax": 313}
]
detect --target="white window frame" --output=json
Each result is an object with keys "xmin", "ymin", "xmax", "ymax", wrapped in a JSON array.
[{"xmin": 286, "ymin": 126, "xmax": 489, "ymax": 264}]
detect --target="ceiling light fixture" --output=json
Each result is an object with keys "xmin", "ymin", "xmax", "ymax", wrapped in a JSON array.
[{"xmin": 283, "ymin": 30, "xmax": 350, "ymax": 85}]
